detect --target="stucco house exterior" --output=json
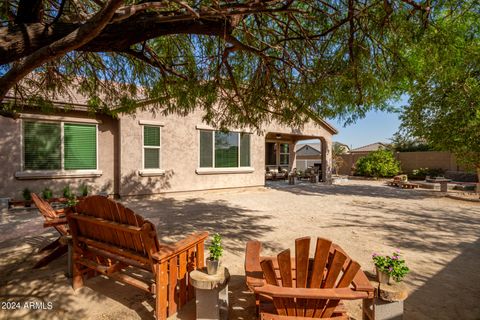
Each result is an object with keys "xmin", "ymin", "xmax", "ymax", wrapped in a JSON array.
[{"xmin": 0, "ymin": 97, "xmax": 337, "ymax": 199}]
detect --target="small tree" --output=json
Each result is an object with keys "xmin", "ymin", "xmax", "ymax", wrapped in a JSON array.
[
  {"xmin": 332, "ymin": 143, "xmax": 346, "ymax": 175},
  {"xmin": 355, "ymin": 150, "xmax": 400, "ymax": 178}
]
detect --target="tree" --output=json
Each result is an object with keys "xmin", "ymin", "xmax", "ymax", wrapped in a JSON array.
[
  {"xmin": 0, "ymin": 0, "xmax": 435, "ymax": 128},
  {"xmin": 332, "ymin": 142, "xmax": 347, "ymax": 175},
  {"xmin": 389, "ymin": 132, "xmax": 435, "ymax": 152},
  {"xmin": 355, "ymin": 150, "xmax": 400, "ymax": 178},
  {"xmin": 399, "ymin": 6, "xmax": 480, "ymax": 193}
]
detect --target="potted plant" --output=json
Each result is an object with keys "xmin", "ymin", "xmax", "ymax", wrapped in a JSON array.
[
  {"xmin": 79, "ymin": 184, "xmax": 89, "ymax": 197},
  {"xmin": 63, "ymin": 185, "xmax": 73, "ymax": 199},
  {"xmin": 206, "ymin": 233, "xmax": 223, "ymax": 275},
  {"xmin": 22, "ymin": 188, "xmax": 32, "ymax": 207},
  {"xmin": 372, "ymin": 250, "xmax": 410, "ymax": 284},
  {"xmin": 42, "ymin": 187, "xmax": 53, "ymax": 200}
]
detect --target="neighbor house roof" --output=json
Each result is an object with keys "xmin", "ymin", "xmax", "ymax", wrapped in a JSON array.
[
  {"xmin": 350, "ymin": 142, "xmax": 387, "ymax": 153},
  {"xmin": 295, "ymin": 143, "xmax": 321, "ymax": 153}
]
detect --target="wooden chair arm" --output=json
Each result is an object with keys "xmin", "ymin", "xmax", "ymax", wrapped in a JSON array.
[
  {"xmin": 152, "ymin": 231, "xmax": 208, "ymax": 263},
  {"xmin": 254, "ymin": 284, "xmax": 370, "ymax": 300},
  {"xmin": 43, "ymin": 217, "xmax": 68, "ymax": 228}
]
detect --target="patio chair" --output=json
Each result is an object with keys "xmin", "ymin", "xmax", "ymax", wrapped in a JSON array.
[
  {"xmin": 31, "ymin": 193, "xmax": 70, "ymax": 268},
  {"xmin": 245, "ymin": 237, "xmax": 374, "ymax": 319},
  {"xmin": 67, "ymin": 195, "xmax": 208, "ymax": 320}
]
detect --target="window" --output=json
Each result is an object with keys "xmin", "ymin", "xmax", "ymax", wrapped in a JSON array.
[
  {"xmin": 199, "ymin": 130, "xmax": 251, "ymax": 168},
  {"xmin": 143, "ymin": 126, "xmax": 161, "ymax": 169},
  {"xmin": 23, "ymin": 120, "xmax": 97, "ymax": 171},
  {"xmin": 280, "ymin": 143, "xmax": 289, "ymax": 166}
]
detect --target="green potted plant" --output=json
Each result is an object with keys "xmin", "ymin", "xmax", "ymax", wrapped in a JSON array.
[
  {"xmin": 79, "ymin": 184, "xmax": 89, "ymax": 198},
  {"xmin": 63, "ymin": 185, "xmax": 73, "ymax": 199},
  {"xmin": 22, "ymin": 188, "xmax": 32, "ymax": 207},
  {"xmin": 206, "ymin": 233, "xmax": 223, "ymax": 275},
  {"xmin": 372, "ymin": 250, "xmax": 410, "ymax": 284},
  {"xmin": 42, "ymin": 187, "xmax": 53, "ymax": 200}
]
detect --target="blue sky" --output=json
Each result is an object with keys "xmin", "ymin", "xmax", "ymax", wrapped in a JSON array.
[{"xmin": 331, "ymin": 110, "xmax": 401, "ymax": 149}]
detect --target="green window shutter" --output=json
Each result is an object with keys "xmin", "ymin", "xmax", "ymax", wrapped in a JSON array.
[
  {"xmin": 143, "ymin": 126, "xmax": 161, "ymax": 169},
  {"xmin": 144, "ymin": 149, "xmax": 160, "ymax": 169},
  {"xmin": 64, "ymin": 123, "xmax": 97, "ymax": 170},
  {"xmin": 144, "ymin": 126, "xmax": 160, "ymax": 146},
  {"xmin": 240, "ymin": 133, "xmax": 251, "ymax": 167},
  {"xmin": 23, "ymin": 121, "xmax": 61, "ymax": 170},
  {"xmin": 215, "ymin": 132, "xmax": 238, "ymax": 168},
  {"xmin": 200, "ymin": 130, "xmax": 213, "ymax": 167}
]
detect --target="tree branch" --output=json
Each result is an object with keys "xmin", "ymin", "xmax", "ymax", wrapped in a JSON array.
[{"xmin": 0, "ymin": 0, "xmax": 124, "ymax": 101}]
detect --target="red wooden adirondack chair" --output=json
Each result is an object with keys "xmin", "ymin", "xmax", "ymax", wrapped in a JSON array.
[
  {"xmin": 31, "ymin": 193, "xmax": 70, "ymax": 268},
  {"xmin": 245, "ymin": 237, "xmax": 374, "ymax": 319}
]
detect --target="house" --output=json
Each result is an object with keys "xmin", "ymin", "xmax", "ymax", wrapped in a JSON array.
[
  {"xmin": 349, "ymin": 142, "xmax": 387, "ymax": 154},
  {"xmin": 0, "ymin": 95, "xmax": 337, "ymax": 199},
  {"xmin": 294, "ymin": 141, "xmax": 349, "ymax": 171}
]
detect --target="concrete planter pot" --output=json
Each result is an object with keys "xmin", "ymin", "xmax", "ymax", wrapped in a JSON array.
[
  {"xmin": 376, "ymin": 267, "xmax": 391, "ymax": 284},
  {"xmin": 206, "ymin": 259, "xmax": 220, "ymax": 275}
]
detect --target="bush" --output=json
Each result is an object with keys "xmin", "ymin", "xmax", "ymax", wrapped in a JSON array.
[
  {"xmin": 408, "ymin": 168, "xmax": 445, "ymax": 180},
  {"xmin": 355, "ymin": 150, "xmax": 400, "ymax": 178},
  {"xmin": 42, "ymin": 188, "xmax": 53, "ymax": 200}
]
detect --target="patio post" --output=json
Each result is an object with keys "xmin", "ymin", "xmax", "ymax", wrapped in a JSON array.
[{"xmin": 321, "ymin": 137, "xmax": 333, "ymax": 183}]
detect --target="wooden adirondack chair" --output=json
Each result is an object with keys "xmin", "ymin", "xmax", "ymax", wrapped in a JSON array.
[
  {"xmin": 245, "ymin": 237, "xmax": 374, "ymax": 319},
  {"xmin": 66, "ymin": 195, "xmax": 208, "ymax": 320},
  {"xmin": 31, "ymin": 193, "xmax": 70, "ymax": 268}
]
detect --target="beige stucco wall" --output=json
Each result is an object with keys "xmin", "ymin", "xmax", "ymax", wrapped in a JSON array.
[
  {"xmin": 118, "ymin": 110, "xmax": 335, "ymax": 196},
  {"xmin": 0, "ymin": 110, "xmax": 117, "ymax": 199},
  {"xmin": 0, "ymin": 108, "xmax": 334, "ymax": 199}
]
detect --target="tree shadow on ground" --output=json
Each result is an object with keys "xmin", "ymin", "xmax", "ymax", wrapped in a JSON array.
[
  {"xmin": 0, "ymin": 196, "xmax": 277, "ymax": 319},
  {"xmin": 406, "ymin": 238, "xmax": 480, "ymax": 319},
  {"xmin": 266, "ymin": 180, "xmax": 439, "ymax": 200},
  {"xmin": 124, "ymin": 196, "xmax": 278, "ymax": 255}
]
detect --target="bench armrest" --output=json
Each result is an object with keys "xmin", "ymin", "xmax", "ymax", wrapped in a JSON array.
[
  {"xmin": 44, "ymin": 217, "xmax": 68, "ymax": 228},
  {"xmin": 152, "ymin": 231, "xmax": 208, "ymax": 263}
]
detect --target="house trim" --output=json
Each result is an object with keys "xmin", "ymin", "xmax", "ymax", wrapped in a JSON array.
[
  {"xmin": 196, "ymin": 167, "xmax": 255, "ymax": 175},
  {"xmin": 15, "ymin": 170, "xmax": 103, "ymax": 179}
]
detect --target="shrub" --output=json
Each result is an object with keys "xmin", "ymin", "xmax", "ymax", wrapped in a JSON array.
[
  {"xmin": 42, "ymin": 188, "xmax": 53, "ymax": 200},
  {"xmin": 355, "ymin": 150, "xmax": 400, "ymax": 178},
  {"xmin": 408, "ymin": 168, "xmax": 445, "ymax": 180},
  {"xmin": 79, "ymin": 184, "xmax": 89, "ymax": 197},
  {"xmin": 22, "ymin": 188, "xmax": 32, "ymax": 201},
  {"xmin": 63, "ymin": 185, "xmax": 73, "ymax": 199}
]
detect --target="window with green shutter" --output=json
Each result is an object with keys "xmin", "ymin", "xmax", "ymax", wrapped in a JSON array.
[
  {"xmin": 23, "ymin": 121, "xmax": 61, "ymax": 170},
  {"xmin": 22, "ymin": 120, "xmax": 98, "ymax": 171},
  {"xmin": 199, "ymin": 130, "xmax": 251, "ymax": 168},
  {"xmin": 64, "ymin": 123, "xmax": 97, "ymax": 170},
  {"xmin": 143, "ymin": 126, "xmax": 161, "ymax": 169}
]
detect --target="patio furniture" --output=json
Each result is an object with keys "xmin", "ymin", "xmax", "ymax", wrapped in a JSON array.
[
  {"xmin": 66, "ymin": 195, "xmax": 208, "ymax": 320},
  {"xmin": 245, "ymin": 237, "xmax": 374, "ymax": 319},
  {"xmin": 31, "ymin": 193, "xmax": 70, "ymax": 269}
]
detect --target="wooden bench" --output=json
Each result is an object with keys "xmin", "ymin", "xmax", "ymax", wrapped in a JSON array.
[
  {"xmin": 399, "ymin": 182, "xmax": 419, "ymax": 189},
  {"xmin": 245, "ymin": 237, "xmax": 374, "ymax": 319},
  {"xmin": 66, "ymin": 195, "xmax": 208, "ymax": 319}
]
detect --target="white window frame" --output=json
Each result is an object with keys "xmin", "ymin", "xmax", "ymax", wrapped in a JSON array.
[
  {"xmin": 196, "ymin": 129, "xmax": 254, "ymax": 174},
  {"xmin": 16, "ymin": 119, "xmax": 102, "ymax": 179},
  {"xmin": 279, "ymin": 142, "xmax": 290, "ymax": 166},
  {"xmin": 139, "ymin": 123, "xmax": 165, "ymax": 177}
]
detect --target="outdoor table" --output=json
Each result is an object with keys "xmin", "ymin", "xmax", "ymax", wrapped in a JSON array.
[
  {"xmin": 189, "ymin": 267, "xmax": 230, "ymax": 320},
  {"xmin": 363, "ymin": 278, "xmax": 409, "ymax": 320}
]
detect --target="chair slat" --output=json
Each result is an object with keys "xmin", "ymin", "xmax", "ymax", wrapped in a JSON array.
[
  {"xmin": 321, "ymin": 261, "xmax": 361, "ymax": 318},
  {"xmin": 261, "ymin": 259, "xmax": 287, "ymax": 316},
  {"xmin": 278, "ymin": 249, "xmax": 296, "ymax": 316},
  {"xmin": 305, "ymin": 238, "xmax": 332, "ymax": 317},
  {"xmin": 295, "ymin": 237, "xmax": 311, "ymax": 317}
]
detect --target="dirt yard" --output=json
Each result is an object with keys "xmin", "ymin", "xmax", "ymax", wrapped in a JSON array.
[{"xmin": 1, "ymin": 180, "xmax": 479, "ymax": 320}]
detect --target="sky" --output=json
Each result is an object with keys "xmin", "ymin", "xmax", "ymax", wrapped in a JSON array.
[{"xmin": 331, "ymin": 110, "xmax": 401, "ymax": 149}]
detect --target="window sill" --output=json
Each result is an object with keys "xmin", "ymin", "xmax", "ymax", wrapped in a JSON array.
[
  {"xmin": 15, "ymin": 170, "xmax": 103, "ymax": 180},
  {"xmin": 138, "ymin": 169, "xmax": 166, "ymax": 177},
  {"xmin": 196, "ymin": 167, "xmax": 255, "ymax": 175}
]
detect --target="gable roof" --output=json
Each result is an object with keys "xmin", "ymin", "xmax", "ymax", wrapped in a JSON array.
[
  {"xmin": 350, "ymin": 142, "xmax": 388, "ymax": 153},
  {"xmin": 295, "ymin": 143, "xmax": 321, "ymax": 153}
]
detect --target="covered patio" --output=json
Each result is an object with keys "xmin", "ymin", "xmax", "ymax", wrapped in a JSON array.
[{"xmin": 264, "ymin": 132, "xmax": 331, "ymax": 182}]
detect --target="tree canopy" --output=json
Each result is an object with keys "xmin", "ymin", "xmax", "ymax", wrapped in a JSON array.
[
  {"xmin": 1, "ymin": 0, "xmax": 438, "ymax": 128},
  {"xmin": 399, "ymin": 3, "xmax": 480, "ymax": 184}
]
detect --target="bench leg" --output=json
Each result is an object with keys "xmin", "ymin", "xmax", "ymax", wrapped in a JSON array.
[{"xmin": 72, "ymin": 252, "xmax": 84, "ymax": 290}]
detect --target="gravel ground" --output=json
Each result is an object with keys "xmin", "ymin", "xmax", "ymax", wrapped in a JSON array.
[{"xmin": 1, "ymin": 180, "xmax": 479, "ymax": 320}]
